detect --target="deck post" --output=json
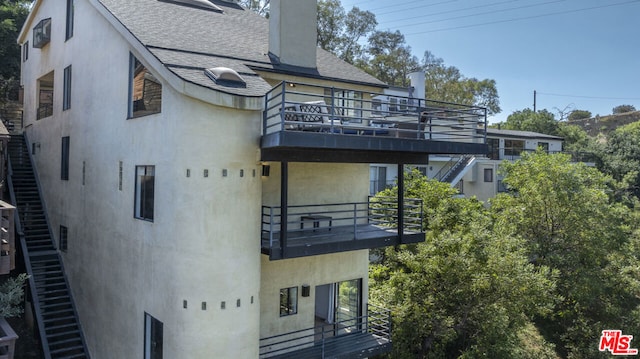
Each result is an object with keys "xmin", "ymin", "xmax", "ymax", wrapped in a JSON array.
[
  {"xmin": 281, "ymin": 161, "xmax": 288, "ymax": 259},
  {"xmin": 397, "ymin": 164, "xmax": 404, "ymax": 243}
]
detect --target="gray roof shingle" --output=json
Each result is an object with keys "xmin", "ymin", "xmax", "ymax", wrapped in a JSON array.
[{"xmin": 97, "ymin": 0, "xmax": 386, "ymax": 97}]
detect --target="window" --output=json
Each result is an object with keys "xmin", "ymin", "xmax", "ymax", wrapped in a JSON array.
[
  {"xmin": 487, "ymin": 138, "xmax": 499, "ymax": 160},
  {"xmin": 504, "ymin": 140, "xmax": 524, "ymax": 157},
  {"xmin": 66, "ymin": 0, "xmax": 74, "ymax": 40},
  {"xmin": 135, "ymin": 166, "xmax": 155, "ymax": 221},
  {"xmin": 129, "ymin": 54, "xmax": 162, "ymax": 118},
  {"xmin": 33, "ymin": 18, "xmax": 51, "ymax": 48},
  {"xmin": 325, "ymin": 89, "xmax": 362, "ymax": 122},
  {"xmin": 369, "ymin": 166, "xmax": 387, "ymax": 196},
  {"xmin": 144, "ymin": 313, "xmax": 163, "ymax": 359},
  {"xmin": 279, "ymin": 287, "xmax": 298, "ymax": 316},
  {"xmin": 538, "ymin": 142, "xmax": 549, "ymax": 153},
  {"xmin": 484, "ymin": 168, "xmax": 493, "ymax": 182},
  {"xmin": 63, "ymin": 65, "xmax": 72, "ymax": 110},
  {"xmin": 23, "ymin": 41, "xmax": 28, "ymax": 62},
  {"xmin": 59, "ymin": 225, "xmax": 68, "ymax": 252},
  {"xmin": 37, "ymin": 72, "xmax": 54, "ymax": 120},
  {"xmin": 61, "ymin": 137, "xmax": 70, "ymax": 180}
]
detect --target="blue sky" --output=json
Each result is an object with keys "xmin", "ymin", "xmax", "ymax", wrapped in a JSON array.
[{"xmin": 339, "ymin": 0, "xmax": 640, "ymax": 123}]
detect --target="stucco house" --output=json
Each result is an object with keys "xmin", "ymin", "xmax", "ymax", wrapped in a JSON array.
[{"xmin": 14, "ymin": 0, "xmax": 488, "ymax": 357}]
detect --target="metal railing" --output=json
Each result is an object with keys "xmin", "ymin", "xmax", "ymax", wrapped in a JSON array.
[
  {"xmin": 263, "ymin": 81, "xmax": 487, "ymax": 143},
  {"xmin": 259, "ymin": 305, "xmax": 391, "ymax": 358},
  {"xmin": 261, "ymin": 198, "xmax": 423, "ymax": 248},
  {"xmin": 36, "ymin": 104, "xmax": 52, "ymax": 120}
]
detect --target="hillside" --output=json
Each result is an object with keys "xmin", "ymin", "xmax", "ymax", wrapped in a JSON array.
[{"xmin": 569, "ymin": 111, "xmax": 640, "ymax": 137}]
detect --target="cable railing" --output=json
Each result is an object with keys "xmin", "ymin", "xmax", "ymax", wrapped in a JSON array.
[{"xmin": 263, "ymin": 81, "xmax": 487, "ymax": 144}]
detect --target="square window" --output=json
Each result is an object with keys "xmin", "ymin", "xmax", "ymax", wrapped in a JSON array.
[
  {"xmin": 37, "ymin": 71, "xmax": 54, "ymax": 120},
  {"xmin": 59, "ymin": 225, "xmax": 68, "ymax": 252},
  {"xmin": 129, "ymin": 54, "xmax": 162, "ymax": 118},
  {"xmin": 279, "ymin": 287, "xmax": 298, "ymax": 316},
  {"xmin": 135, "ymin": 166, "xmax": 155, "ymax": 221},
  {"xmin": 61, "ymin": 137, "xmax": 70, "ymax": 180},
  {"xmin": 484, "ymin": 168, "xmax": 493, "ymax": 182},
  {"xmin": 63, "ymin": 65, "xmax": 72, "ymax": 110}
]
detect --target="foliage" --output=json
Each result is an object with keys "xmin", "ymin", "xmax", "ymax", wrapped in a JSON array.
[
  {"xmin": 421, "ymin": 51, "xmax": 501, "ymax": 116},
  {"xmin": 316, "ymin": 0, "xmax": 376, "ymax": 64},
  {"xmin": 371, "ymin": 172, "xmax": 556, "ymax": 358},
  {"xmin": 612, "ymin": 104, "xmax": 636, "ymax": 114},
  {"xmin": 491, "ymin": 151, "xmax": 640, "ymax": 358},
  {"xmin": 237, "ymin": 0, "xmax": 270, "ymax": 16},
  {"xmin": 0, "ymin": 0, "xmax": 31, "ymax": 100},
  {"xmin": 0, "ymin": 273, "xmax": 28, "ymax": 318},
  {"xmin": 567, "ymin": 109, "xmax": 592, "ymax": 122},
  {"xmin": 498, "ymin": 108, "xmax": 559, "ymax": 136},
  {"xmin": 357, "ymin": 30, "xmax": 418, "ymax": 87},
  {"xmin": 601, "ymin": 121, "xmax": 640, "ymax": 197}
]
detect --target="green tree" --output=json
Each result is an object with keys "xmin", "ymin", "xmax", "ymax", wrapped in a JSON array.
[
  {"xmin": 499, "ymin": 108, "xmax": 559, "ymax": 136},
  {"xmin": 492, "ymin": 151, "xmax": 640, "ymax": 358},
  {"xmin": 601, "ymin": 121, "xmax": 640, "ymax": 197},
  {"xmin": 421, "ymin": 51, "xmax": 501, "ymax": 116},
  {"xmin": 0, "ymin": 0, "xmax": 31, "ymax": 99},
  {"xmin": 370, "ymin": 172, "xmax": 556, "ymax": 358},
  {"xmin": 0, "ymin": 273, "xmax": 28, "ymax": 318},
  {"xmin": 359, "ymin": 30, "xmax": 418, "ymax": 87},
  {"xmin": 612, "ymin": 104, "xmax": 636, "ymax": 114},
  {"xmin": 567, "ymin": 109, "xmax": 592, "ymax": 121}
]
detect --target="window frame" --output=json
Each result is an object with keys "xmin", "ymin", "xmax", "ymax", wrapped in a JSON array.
[
  {"xmin": 144, "ymin": 313, "xmax": 163, "ymax": 359},
  {"xmin": 484, "ymin": 168, "xmax": 493, "ymax": 182},
  {"xmin": 59, "ymin": 225, "xmax": 68, "ymax": 252},
  {"xmin": 65, "ymin": 0, "xmax": 74, "ymax": 40},
  {"xmin": 134, "ymin": 165, "xmax": 155, "ymax": 221},
  {"xmin": 128, "ymin": 53, "xmax": 162, "ymax": 119},
  {"xmin": 23, "ymin": 41, "xmax": 28, "ymax": 62},
  {"xmin": 61, "ymin": 136, "xmax": 70, "ymax": 180},
  {"xmin": 63, "ymin": 65, "xmax": 72, "ymax": 111},
  {"xmin": 279, "ymin": 286, "xmax": 298, "ymax": 317}
]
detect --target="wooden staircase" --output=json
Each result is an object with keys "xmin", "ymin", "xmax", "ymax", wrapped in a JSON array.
[{"xmin": 8, "ymin": 134, "xmax": 90, "ymax": 359}]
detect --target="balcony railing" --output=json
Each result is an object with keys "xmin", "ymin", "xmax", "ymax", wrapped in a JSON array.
[
  {"xmin": 263, "ymin": 81, "xmax": 487, "ymax": 143},
  {"xmin": 36, "ymin": 104, "xmax": 53, "ymax": 120},
  {"xmin": 259, "ymin": 304, "xmax": 392, "ymax": 359},
  {"xmin": 488, "ymin": 149, "xmax": 598, "ymax": 163},
  {"xmin": 261, "ymin": 197, "xmax": 424, "ymax": 259}
]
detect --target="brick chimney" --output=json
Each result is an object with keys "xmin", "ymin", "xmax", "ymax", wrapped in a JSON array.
[{"xmin": 269, "ymin": 0, "xmax": 317, "ymax": 69}]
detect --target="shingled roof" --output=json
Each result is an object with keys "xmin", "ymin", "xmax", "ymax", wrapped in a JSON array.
[{"xmin": 97, "ymin": 0, "xmax": 386, "ymax": 97}]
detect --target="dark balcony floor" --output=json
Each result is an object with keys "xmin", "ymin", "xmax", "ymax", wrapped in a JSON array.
[
  {"xmin": 261, "ymin": 130, "xmax": 487, "ymax": 164},
  {"xmin": 262, "ymin": 223, "xmax": 424, "ymax": 260},
  {"xmin": 263, "ymin": 331, "xmax": 391, "ymax": 359}
]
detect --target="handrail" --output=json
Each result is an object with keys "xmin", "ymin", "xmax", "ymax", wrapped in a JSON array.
[
  {"xmin": 259, "ymin": 306, "xmax": 392, "ymax": 358},
  {"xmin": 263, "ymin": 80, "xmax": 487, "ymax": 143}
]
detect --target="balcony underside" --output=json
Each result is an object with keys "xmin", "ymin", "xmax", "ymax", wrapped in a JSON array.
[
  {"xmin": 261, "ymin": 223, "xmax": 425, "ymax": 260},
  {"xmin": 265, "ymin": 332, "xmax": 392, "ymax": 359},
  {"xmin": 261, "ymin": 130, "xmax": 488, "ymax": 163}
]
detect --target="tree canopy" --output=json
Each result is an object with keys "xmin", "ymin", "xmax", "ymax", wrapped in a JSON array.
[
  {"xmin": 497, "ymin": 108, "xmax": 559, "ymax": 136},
  {"xmin": 0, "ymin": 0, "xmax": 31, "ymax": 99},
  {"xmin": 612, "ymin": 104, "xmax": 636, "ymax": 114},
  {"xmin": 567, "ymin": 109, "xmax": 592, "ymax": 121}
]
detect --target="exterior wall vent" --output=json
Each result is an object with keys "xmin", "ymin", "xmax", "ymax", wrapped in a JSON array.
[
  {"xmin": 205, "ymin": 67, "xmax": 246, "ymax": 87},
  {"xmin": 158, "ymin": 0, "xmax": 223, "ymax": 12},
  {"xmin": 33, "ymin": 18, "xmax": 52, "ymax": 49}
]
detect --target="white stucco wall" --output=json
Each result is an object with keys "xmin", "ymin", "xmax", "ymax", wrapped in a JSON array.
[{"xmin": 22, "ymin": 1, "xmax": 263, "ymax": 357}]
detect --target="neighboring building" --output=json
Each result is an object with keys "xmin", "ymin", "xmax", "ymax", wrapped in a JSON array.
[
  {"xmin": 16, "ymin": 0, "xmax": 487, "ymax": 357},
  {"xmin": 372, "ymin": 127, "xmax": 564, "ymax": 203}
]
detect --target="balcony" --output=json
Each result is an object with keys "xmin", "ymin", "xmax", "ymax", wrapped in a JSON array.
[
  {"xmin": 259, "ymin": 305, "xmax": 392, "ymax": 359},
  {"xmin": 261, "ymin": 81, "xmax": 488, "ymax": 164},
  {"xmin": 32, "ymin": 18, "xmax": 51, "ymax": 49},
  {"xmin": 261, "ymin": 197, "xmax": 424, "ymax": 260}
]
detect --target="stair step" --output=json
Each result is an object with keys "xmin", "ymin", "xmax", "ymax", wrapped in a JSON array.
[
  {"xmin": 48, "ymin": 337, "xmax": 83, "ymax": 348},
  {"xmin": 42, "ymin": 308, "xmax": 74, "ymax": 318},
  {"xmin": 50, "ymin": 345, "xmax": 85, "ymax": 355},
  {"xmin": 43, "ymin": 315, "xmax": 76, "ymax": 324},
  {"xmin": 46, "ymin": 328, "xmax": 80, "ymax": 339}
]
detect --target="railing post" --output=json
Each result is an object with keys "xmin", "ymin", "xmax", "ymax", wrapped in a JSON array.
[
  {"xmin": 280, "ymin": 81, "xmax": 287, "ymax": 131},
  {"xmin": 397, "ymin": 164, "xmax": 404, "ymax": 243},
  {"xmin": 353, "ymin": 203, "xmax": 357, "ymax": 240},
  {"xmin": 321, "ymin": 326, "xmax": 326, "ymax": 359},
  {"xmin": 330, "ymin": 87, "xmax": 336, "ymax": 132},
  {"xmin": 269, "ymin": 207, "xmax": 274, "ymax": 248}
]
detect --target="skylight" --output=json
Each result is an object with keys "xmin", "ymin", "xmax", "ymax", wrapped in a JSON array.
[
  {"xmin": 205, "ymin": 67, "xmax": 246, "ymax": 87},
  {"xmin": 158, "ymin": 0, "xmax": 223, "ymax": 12}
]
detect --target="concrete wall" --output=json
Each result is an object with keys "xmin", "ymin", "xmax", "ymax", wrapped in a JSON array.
[{"xmin": 22, "ymin": 1, "xmax": 262, "ymax": 357}]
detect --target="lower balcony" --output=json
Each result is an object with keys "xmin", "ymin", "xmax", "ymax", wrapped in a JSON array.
[
  {"xmin": 261, "ymin": 197, "xmax": 424, "ymax": 260},
  {"xmin": 259, "ymin": 305, "xmax": 392, "ymax": 359}
]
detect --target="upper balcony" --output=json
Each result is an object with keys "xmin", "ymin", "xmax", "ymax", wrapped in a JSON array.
[{"xmin": 261, "ymin": 81, "xmax": 488, "ymax": 164}]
